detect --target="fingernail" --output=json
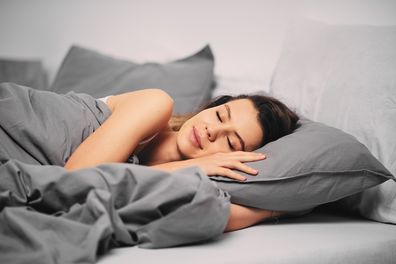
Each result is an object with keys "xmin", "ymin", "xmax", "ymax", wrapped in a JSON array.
[{"xmin": 241, "ymin": 177, "xmax": 247, "ymax": 181}]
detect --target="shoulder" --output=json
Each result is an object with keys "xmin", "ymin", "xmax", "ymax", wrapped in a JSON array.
[
  {"xmin": 106, "ymin": 89, "xmax": 173, "ymax": 140},
  {"xmin": 107, "ymin": 89, "xmax": 173, "ymax": 113}
]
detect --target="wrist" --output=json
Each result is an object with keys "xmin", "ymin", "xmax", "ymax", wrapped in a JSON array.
[{"xmin": 151, "ymin": 159, "xmax": 192, "ymax": 172}]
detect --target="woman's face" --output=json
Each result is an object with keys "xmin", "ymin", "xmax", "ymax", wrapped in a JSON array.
[{"xmin": 177, "ymin": 99, "xmax": 264, "ymax": 159}]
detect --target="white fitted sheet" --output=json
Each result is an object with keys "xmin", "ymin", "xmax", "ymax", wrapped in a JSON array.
[{"xmin": 98, "ymin": 208, "xmax": 396, "ymax": 264}]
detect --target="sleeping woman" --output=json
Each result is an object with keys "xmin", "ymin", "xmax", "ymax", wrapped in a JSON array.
[{"xmin": 64, "ymin": 88, "xmax": 299, "ymax": 233}]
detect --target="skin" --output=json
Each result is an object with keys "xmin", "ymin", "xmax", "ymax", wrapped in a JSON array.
[
  {"xmin": 177, "ymin": 99, "xmax": 264, "ymax": 157},
  {"xmin": 64, "ymin": 89, "xmax": 285, "ymax": 232},
  {"xmin": 139, "ymin": 98, "xmax": 266, "ymax": 180},
  {"xmin": 64, "ymin": 89, "xmax": 173, "ymax": 170}
]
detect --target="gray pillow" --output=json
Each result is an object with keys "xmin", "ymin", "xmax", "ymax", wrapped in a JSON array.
[
  {"xmin": 0, "ymin": 59, "xmax": 48, "ymax": 90},
  {"xmin": 210, "ymin": 118, "xmax": 395, "ymax": 212},
  {"xmin": 50, "ymin": 45, "xmax": 215, "ymax": 114},
  {"xmin": 269, "ymin": 18, "xmax": 396, "ymax": 223}
]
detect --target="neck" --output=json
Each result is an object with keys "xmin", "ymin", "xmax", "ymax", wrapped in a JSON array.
[{"xmin": 138, "ymin": 129, "xmax": 182, "ymax": 166}]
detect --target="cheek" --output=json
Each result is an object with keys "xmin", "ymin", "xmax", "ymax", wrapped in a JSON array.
[
  {"xmin": 176, "ymin": 129, "xmax": 190, "ymax": 151},
  {"xmin": 198, "ymin": 140, "xmax": 229, "ymax": 157},
  {"xmin": 176, "ymin": 127, "xmax": 199, "ymax": 159}
]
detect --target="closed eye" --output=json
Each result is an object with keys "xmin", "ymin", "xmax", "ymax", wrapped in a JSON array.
[
  {"xmin": 216, "ymin": 111, "xmax": 222, "ymax": 122},
  {"xmin": 227, "ymin": 137, "xmax": 234, "ymax": 150}
]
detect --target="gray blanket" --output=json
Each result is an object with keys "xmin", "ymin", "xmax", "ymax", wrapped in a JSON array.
[
  {"xmin": 0, "ymin": 83, "xmax": 230, "ymax": 263},
  {"xmin": 0, "ymin": 82, "xmax": 111, "ymax": 166}
]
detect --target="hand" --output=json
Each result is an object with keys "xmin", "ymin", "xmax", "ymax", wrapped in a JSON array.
[{"xmin": 185, "ymin": 151, "xmax": 266, "ymax": 181}]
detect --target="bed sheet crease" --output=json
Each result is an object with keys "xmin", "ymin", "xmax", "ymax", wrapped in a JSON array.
[
  {"xmin": 0, "ymin": 160, "xmax": 230, "ymax": 263},
  {"xmin": 0, "ymin": 83, "xmax": 231, "ymax": 263}
]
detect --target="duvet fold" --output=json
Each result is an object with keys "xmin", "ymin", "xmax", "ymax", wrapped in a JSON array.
[
  {"xmin": 0, "ymin": 83, "xmax": 231, "ymax": 263},
  {"xmin": 0, "ymin": 160, "xmax": 230, "ymax": 263}
]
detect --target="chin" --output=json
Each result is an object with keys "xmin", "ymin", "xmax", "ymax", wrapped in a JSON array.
[
  {"xmin": 176, "ymin": 133, "xmax": 198, "ymax": 160},
  {"xmin": 176, "ymin": 134, "xmax": 192, "ymax": 159}
]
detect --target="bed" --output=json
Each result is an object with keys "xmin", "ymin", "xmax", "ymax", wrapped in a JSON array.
[
  {"xmin": 99, "ymin": 206, "xmax": 396, "ymax": 264},
  {"xmin": 1, "ymin": 1, "xmax": 396, "ymax": 264}
]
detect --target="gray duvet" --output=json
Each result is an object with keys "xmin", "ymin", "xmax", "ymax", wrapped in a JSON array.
[{"xmin": 0, "ymin": 83, "xmax": 230, "ymax": 264}]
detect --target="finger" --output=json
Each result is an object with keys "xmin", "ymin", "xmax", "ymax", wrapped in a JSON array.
[
  {"xmin": 231, "ymin": 153, "xmax": 266, "ymax": 163},
  {"xmin": 233, "ymin": 150, "xmax": 264, "ymax": 155},
  {"xmin": 213, "ymin": 167, "xmax": 247, "ymax": 181},
  {"xmin": 233, "ymin": 151, "xmax": 266, "ymax": 157},
  {"xmin": 225, "ymin": 162, "xmax": 259, "ymax": 175},
  {"xmin": 219, "ymin": 151, "xmax": 265, "ymax": 160}
]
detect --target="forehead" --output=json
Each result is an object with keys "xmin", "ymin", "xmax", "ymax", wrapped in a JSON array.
[{"xmin": 222, "ymin": 99, "xmax": 263, "ymax": 151}]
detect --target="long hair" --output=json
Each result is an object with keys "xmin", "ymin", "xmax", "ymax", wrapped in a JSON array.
[
  {"xmin": 168, "ymin": 112, "xmax": 194, "ymax": 131},
  {"xmin": 169, "ymin": 93, "xmax": 299, "ymax": 148}
]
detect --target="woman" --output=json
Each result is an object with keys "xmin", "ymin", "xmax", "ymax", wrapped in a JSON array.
[{"xmin": 64, "ymin": 88, "xmax": 299, "ymax": 232}]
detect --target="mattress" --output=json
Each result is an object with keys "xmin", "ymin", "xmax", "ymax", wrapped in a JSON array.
[{"xmin": 98, "ymin": 207, "xmax": 396, "ymax": 264}]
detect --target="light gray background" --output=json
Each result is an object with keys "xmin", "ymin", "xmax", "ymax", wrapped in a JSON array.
[{"xmin": 1, "ymin": 0, "xmax": 395, "ymax": 87}]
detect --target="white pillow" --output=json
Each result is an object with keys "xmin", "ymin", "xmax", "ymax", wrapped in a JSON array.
[
  {"xmin": 212, "ymin": 76, "xmax": 269, "ymax": 98},
  {"xmin": 270, "ymin": 18, "xmax": 396, "ymax": 224}
]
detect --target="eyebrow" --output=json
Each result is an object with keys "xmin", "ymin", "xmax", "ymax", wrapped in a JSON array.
[{"xmin": 225, "ymin": 104, "xmax": 246, "ymax": 151}]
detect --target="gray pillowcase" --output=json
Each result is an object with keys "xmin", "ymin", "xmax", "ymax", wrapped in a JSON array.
[
  {"xmin": 50, "ymin": 45, "xmax": 215, "ymax": 114},
  {"xmin": 0, "ymin": 59, "xmax": 48, "ymax": 90},
  {"xmin": 210, "ymin": 118, "xmax": 395, "ymax": 212},
  {"xmin": 268, "ymin": 18, "xmax": 396, "ymax": 224}
]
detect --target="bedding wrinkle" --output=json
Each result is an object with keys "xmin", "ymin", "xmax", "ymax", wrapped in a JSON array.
[
  {"xmin": 0, "ymin": 160, "xmax": 230, "ymax": 262},
  {"xmin": 0, "ymin": 83, "xmax": 230, "ymax": 263},
  {"xmin": 0, "ymin": 83, "xmax": 112, "ymax": 166}
]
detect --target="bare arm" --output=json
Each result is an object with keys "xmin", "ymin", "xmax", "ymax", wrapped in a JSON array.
[
  {"xmin": 152, "ymin": 151, "xmax": 266, "ymax": 181},
  {"xmin": 152, "ymin": 159, "xmax": 283, "ymax": 232},
  {"xmin": 151, "ymin": 159, "xmax": 194, "ymax": 172},
  {"xmin": 64, "ymin": 89, "xmax": 173, "ymax": 171},
  {"xmin": 224, "ymin": 204, "xmax": 282, "ymax": 232}
]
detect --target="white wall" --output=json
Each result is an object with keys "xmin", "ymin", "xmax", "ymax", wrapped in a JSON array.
[{"xmin": 0, "ymin": 0, "xmax": 395, "ymax": 85}]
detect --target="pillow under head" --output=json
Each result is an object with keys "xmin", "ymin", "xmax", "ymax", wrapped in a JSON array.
[
  {"xmin": 268, "ymin": 18, "xmax": 396, "ymax": 223},
  {"xmin": 210, "ymin": 118, "xmax": 395, "ymax": 212}
]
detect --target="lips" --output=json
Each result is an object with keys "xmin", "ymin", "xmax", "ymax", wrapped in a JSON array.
[{"xmin": 192, "ymin": 126, "xmax": 203, "ymax": 149}]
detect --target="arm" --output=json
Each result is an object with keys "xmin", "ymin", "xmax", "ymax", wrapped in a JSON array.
[
  {"xmin": 151, "ymin": 159, "xmax": 193, "ymax": 172},
  {"xmin": 153, "ymin": 160, "xmax": 282, "ymax": 232},
  {"xmin": 224, "ymin": 203, "xmax": 281, "ymax": 232},
  {"xmin": 152, "ymin": 151, "xmax": 266, "ymax": 181},
  {"xmin": 64, "ymin": 89, "xmax": 173, "ymax": 171}
]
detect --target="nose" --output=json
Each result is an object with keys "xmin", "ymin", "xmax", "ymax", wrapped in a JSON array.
[
  {"xmin": 206, "ymin": 125, "xmax": 215, "ymax": 142},
  {"xmin": 206, "ymin": 123, "xmax": 231, "ymax": 142}
]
